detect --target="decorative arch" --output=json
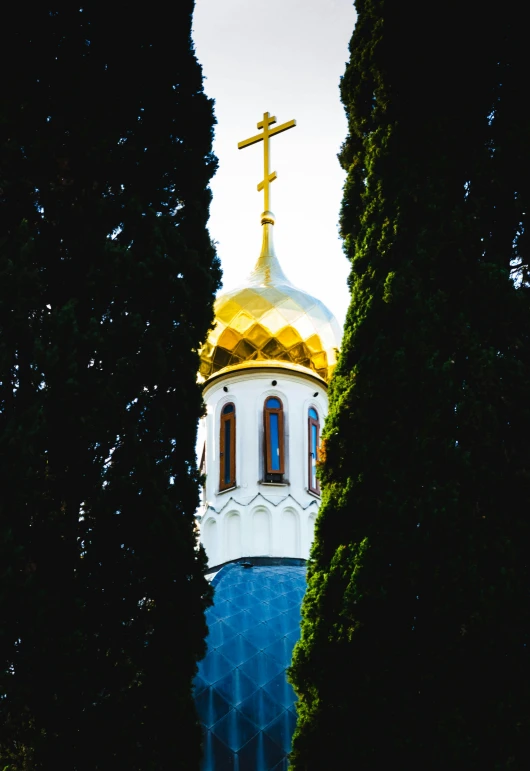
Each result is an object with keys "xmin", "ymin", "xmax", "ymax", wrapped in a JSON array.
[
  {"xmin": 202, "ymin": 518, "xmax": 218, "ymax": 566},
  {"xmin": 281, "ymin": 507, "xmax": 300, "ymax": 557},
  {"xmin": 225, "ymin": 511, "xmax": 242, "ymax": 562},
  {"xmin": 308, "ymin": 512, "xmax": 317, "ymax": 551},
  {"xmin": 252, "ymin": 507, "xmax": 271, "ymax": 556}
]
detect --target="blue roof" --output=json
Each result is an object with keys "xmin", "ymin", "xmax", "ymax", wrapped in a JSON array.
[{"xmin": 194, "ymin": 562, "xmax": 306, "ymax": 770}]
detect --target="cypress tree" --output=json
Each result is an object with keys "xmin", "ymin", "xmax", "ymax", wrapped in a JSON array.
[
  {"xmin": 0, "ymin": 5, "xmax": 219, "ymax": 769},
  {"xmin": 290, "ymin": 2, "xmax": 530, "ymax": 769}
]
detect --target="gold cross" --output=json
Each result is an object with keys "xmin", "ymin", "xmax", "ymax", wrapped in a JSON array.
[{"xmin": 238, "ymin": 112, "xmax": 296, "ymax": 212}]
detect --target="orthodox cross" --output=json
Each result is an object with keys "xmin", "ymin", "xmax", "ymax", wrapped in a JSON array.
[{"xmin": 238, "ymin": 112, "xmax": 296, "ymax": 212}]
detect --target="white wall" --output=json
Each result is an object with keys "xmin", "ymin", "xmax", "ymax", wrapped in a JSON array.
[{"xmin": 198, "ymin": 367, "xmax": 327, "ymax": 566}]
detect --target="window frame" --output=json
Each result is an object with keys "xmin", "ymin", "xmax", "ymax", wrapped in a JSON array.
[
  {"xmin": 264, "ymin": 396, "xmax": 285, "ymax": 477},
  {"xmin": 308, "ymin": 407, "xmax": 320, "ymax": 495},
  {"xmin": 199, "ymin": 442, "xmax": 206, "ymax": 476},
  {"xmin": 219, "ymin": 402, "xmax": 236, "ymax": 491},
  {"xmin": 199, "ymin": 441, "xmax": 207, "ymax": 504}
]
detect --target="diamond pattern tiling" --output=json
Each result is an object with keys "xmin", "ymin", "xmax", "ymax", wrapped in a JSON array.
[
  {"xmin": 211, "ymin": 708, "xmax": 259, "ymax": 753},
  {"xmin": 243, "ymin": 599, "xmax": 280, "ymax": 622},
  {"xmin": 218, "ymin": 634, "xmax": 259, "ymax": 668},
  {"xmin": 267, "ymin": 592, "xmax": 299, "ymax": 613},
  {"xmin": 263, "ymin": 636, "xmax": 296, "ymax": 669},
  {"xmin": 193, "ymin": 674, "xmax": 208, "ymax": 697},
  {"xmin": 263, "ymin": 710, "xmax": 297, "ymax": 754},
  {"xmin": 238, "ymin": 651, "xmax": 284, "ymax": 688},
  {"xmin": 195, "ymin": 563, "xmax": 306, "ymax": 770},
  {"xmin": 262, "ymin": 671, "xmax": 297, "ymax": 710},
  {"xmin": 200, "ymin": 725, "xmax": 235, "ymax": 771},
  {"xmin": 206, "ymin": 620, "xmax": 238, "ymax": 648},
  {"xmin": 207, "ymin": 599, "xmax": 236, "ymax": 622},
  {"xmin": 195, "ymin": 687, "xmax": 232, "ymax": 729},
  {"xmin": 267, "ymin": 611, "xmax": 300, "ymax": 637},
  {"xmin": 241, "ymin": 622, "xmax": 281, "ymax": 650},
  {"xmin": 223, "ymin": 609, "xmax": 256, "ymax": 635},
  {"xmin": 238, "ymin": 687, "xmax": 284, "ymax": 728},
  {"xmin": 285, "ymin": 627, "xmax": 301, "ymax": 645},
  {"xmin": 222, "ymin": 582, "xmax": 252, "ymax": 600},
  {"xmin": 197, "ymin": 649, "xmax": 233, "ymax": 686},
  {"xmin": 214, "ymin": 667, "xmax": 257, "ymax": 707},
  {"xmin": 285, "ymin": 588, "xmax": 306, "ymax": 605},
  {"xmin": 229, "ymin": 591, "xmax": 260, "ymax": 611},
  {"xmin": 237, "ymin": 730, "xmax": 285, "ymax": 771}
]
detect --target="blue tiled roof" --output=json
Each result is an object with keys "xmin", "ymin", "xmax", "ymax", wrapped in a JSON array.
[{"xmin": 194, "ymin": 562, "xmax": 306, "ymax": 770}]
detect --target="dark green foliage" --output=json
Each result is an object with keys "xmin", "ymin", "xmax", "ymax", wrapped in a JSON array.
[
  {"xmin": 0, "ymin": 5, "xmax": 220, "ymax": 769},
  {"xmin": 290, "ymin": 2, "xmax": 530, "ymax": 769}
]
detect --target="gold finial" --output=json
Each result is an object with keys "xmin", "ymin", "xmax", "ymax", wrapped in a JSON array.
[{"xmin": 238, "ymin": 111, "xmax": 296, "ymax": 216}]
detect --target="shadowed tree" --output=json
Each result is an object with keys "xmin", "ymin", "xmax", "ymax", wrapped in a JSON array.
[
  {"xmin": 0, "ymin": 4, "xmax": 220, "ymax": 769},
  {"xmin": 290, "ymin": 2, "xmax": 530, "ymax": 769}
]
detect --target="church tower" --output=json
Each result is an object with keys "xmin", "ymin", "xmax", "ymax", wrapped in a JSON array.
[{"xmin": 194, "ymin": 113, "xmax": 341, "ymax": 770}]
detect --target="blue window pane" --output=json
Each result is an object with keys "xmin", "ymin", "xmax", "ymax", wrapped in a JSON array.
[
  {"xmin": 223, "ymin": 403, "xmax": 234, "ymax": 414},
  {"xmin": 269, "ymin": 414, "xmax": 280, "ymax": 470},
  {"xmin": 311, "ymin": 422, "xmax": 318, "ymax": 488},
  {"xmin": 309, "ymin": 407, "xmax": 318, "ymax": 420},
  {"xmin": 266, "ymin": 397, "xmax": 281, "ymax": 409},
  {"xmin": 224, "ymin": 419, "xmax": 231, "ymax": 485}
]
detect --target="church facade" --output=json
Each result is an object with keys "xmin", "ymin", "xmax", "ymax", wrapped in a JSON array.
[{"xmin": 193, "ymin": 113, "xmax": 341, "ymax": 770}]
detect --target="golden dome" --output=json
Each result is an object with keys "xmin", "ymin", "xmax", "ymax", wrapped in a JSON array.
[{"xmin": 199, "ymin": 212, "xmax": 341, "ymax": 383}]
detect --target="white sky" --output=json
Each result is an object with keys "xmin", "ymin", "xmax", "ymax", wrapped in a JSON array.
[{"xmin": 192, "ymin": 0, "xmax": 357, "ymax": 330}]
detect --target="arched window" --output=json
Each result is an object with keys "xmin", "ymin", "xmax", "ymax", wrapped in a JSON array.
[
  {"xmin": 199, "ymin": 442, "xmax": 207, "ymax": 505},
  {"xmin": 220, "ymin": 403, "xmax": 236, "ymax": 491},
  {"xmin": 264, "ymin": 396, "xmax": 285, "ymax": 481},
  {"xmin": 308, "ymin": 407, "xmax": 320, "ymax": 494}
]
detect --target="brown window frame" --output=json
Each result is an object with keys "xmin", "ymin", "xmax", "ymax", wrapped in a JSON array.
[
  {"xmin": 199, "ymin": 442, "xmax": 206, "ymax": 476},
  {"xmin": 219, "ymin": 403, "xmax": 236, "ymax": 491},
  {"xmin": 308, "ymin": 408, "xmax": 320, "ymax": 495},
  {"xmin": 264, "ymin": 396, "xmax": 285, "ymax": 477},
  {"xmin": 199, "ymin": 442, "xmax": 207, "ymax": 503}
]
